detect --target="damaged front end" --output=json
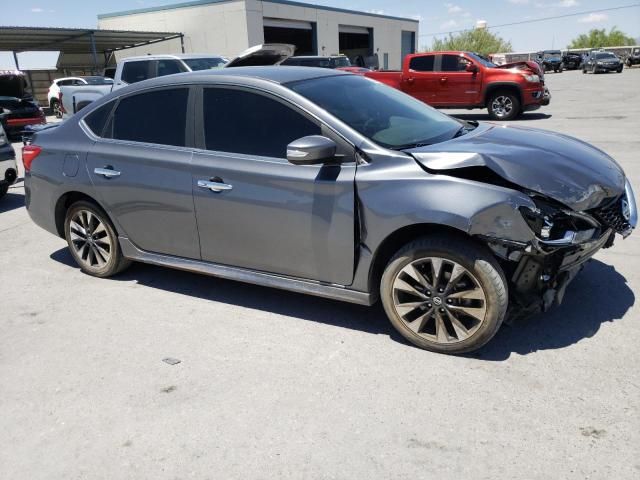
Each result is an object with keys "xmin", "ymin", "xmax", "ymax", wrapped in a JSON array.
[{"xmin": 480, "ymin": 179, "xmax": 637, "ymax": 320}]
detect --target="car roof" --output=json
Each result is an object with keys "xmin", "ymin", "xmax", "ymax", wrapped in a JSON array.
[
  {"xmin": 287, "ymin": 55, "xmax": 345, "ymax": 60},
  {"xmin": 120, "ymin": 54, "xmax": 225, "ymax": 62},
  {"xmin": 131, "ymin": 66, "xmax": 348, "ymax": 89}
]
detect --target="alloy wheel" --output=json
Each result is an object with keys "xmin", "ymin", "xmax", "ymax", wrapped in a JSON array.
[
  {"xmin": 491, "ymin": 96, "xmax": 513, "ymax": 119},
  {"xmin": 69, "ymin": 209, "xmax": 112, "ymax": 269},
  {"xmin": 391, "ymin": 257, "xmax": 488, "ymax": 344}
]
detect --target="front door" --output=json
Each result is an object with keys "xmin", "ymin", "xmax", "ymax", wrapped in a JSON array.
[
  {"xmin": 86, "ymin": 87, "xmax": 200, "ymax": 259},
  {"xmin": 434, "ymin": 54, "xmax": 481, "ymax": 106},
  {"xmin": 191, "ymin": 86, "xmax": 356, "ymax": 285}
]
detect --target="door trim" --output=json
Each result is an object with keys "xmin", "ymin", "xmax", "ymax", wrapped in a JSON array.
[{"xmin": 119, "ymin": 237, "xmax": 374, "ymax": 306}]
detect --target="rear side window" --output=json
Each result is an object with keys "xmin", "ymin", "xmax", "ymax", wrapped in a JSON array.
[
  {"xmin": 112, "ymin": 88, "xmax": 189, "ymax": 147},
  {"xmin": 84, "ymin": 101, "xmax": 115, "ymax": 137},
  {"xmin": 121, "ymin": 61, "xmax": 151, "ymax": 84},
  {"xmin": 409, "ymin": 56, "xmax": 435, "ymax": 72},
  {"xmin": 202, "ymin": 88, "xmax": 321, "ymax": 158}
]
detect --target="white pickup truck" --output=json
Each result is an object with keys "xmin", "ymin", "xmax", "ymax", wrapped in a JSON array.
[{"xmin": 59, "ymin": 45, "xmax": 294, "ymax": 117}]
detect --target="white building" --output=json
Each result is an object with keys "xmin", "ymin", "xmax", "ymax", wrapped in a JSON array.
[{"xmin": 98, "ymin": 0, "xmax": 419, "ymax": 69}]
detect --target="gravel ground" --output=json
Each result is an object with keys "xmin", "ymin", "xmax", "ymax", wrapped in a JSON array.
[{"xmin": 1, "ymin": 68, "xmax": 639, "ymax": 479}]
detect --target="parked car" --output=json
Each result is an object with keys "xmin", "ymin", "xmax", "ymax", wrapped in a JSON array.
[
  {"xmin": 536, "ymin": 50, "xmax": 564, "ymax": 73},
  {"xmin": 58, "ymin": 46, "xmax": 292, "ymax": 117},
  {"xmin": 24, "ymin": 67, "xmax": 636, "ymax": 354},
  {"xmin": 562, "ymin": 52, "xmax": 582, "ymax": 70},
  {"xmin": 625, "ymin": 47, "xmax": 640, "ymax": 68},
  {"xmin": 583, "ymin": 51, "xmax": 623, "ymax": 74},
  {"xmin": 0, "ymin": 70, "xmax": 46, "ymax": 140},
  {"xmin": 281, "ymin": 55, "xmax": 351, "ymax": 68},
  {"xmin": 363, "ymin": 51, "xmax": 549, "ymax": 120},
  {"xmin": 48, "ymin": 76, "xmax": 114, "ymax": 118},
  {"xmin": 0, "ymin": 122, "xmax": 18, "ymax": 198}
]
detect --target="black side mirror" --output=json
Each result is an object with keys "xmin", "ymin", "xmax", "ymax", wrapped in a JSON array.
[
  {"xmin": 287, "ymin": 135, "xmax": 338, "ymax": 165},
  {"xmin": 465, "ymin": 63, "xmax": 478, "ymax": 73}
]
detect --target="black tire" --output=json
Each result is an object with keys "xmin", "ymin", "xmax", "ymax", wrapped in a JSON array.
[
  {"xmin": 64, "ymin": 200, "xmax": 131, "ymax": 278},
  {"xmin": 617, "ymin": 66, "xmax": 623, "ymax": 73},
  {"xmin": 50, "ymin": 99, "xmax": 62, "ymax": 119},
  {"xmin": 0, "ymin": 184, "xmax": 8, "ymax": 198},
  {"xmin": 380, "ymin": 235, "xmax": 508, "ymax": 354},
  {"xmin": 487, "ymin": 90, "xmax": 521, "ymax": 121}
]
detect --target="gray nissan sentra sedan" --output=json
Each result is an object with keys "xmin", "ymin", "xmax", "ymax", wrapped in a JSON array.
[{"xmin": 24, "ymin": 66, "xmax": 637, "ymax": 354}]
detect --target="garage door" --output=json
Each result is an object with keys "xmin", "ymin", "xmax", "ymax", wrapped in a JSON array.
[
  {"xmin": 263, "ymin": 18, "xmax": 316, "ymax": 55},
  {"xmin": 338, "ymin": 25, "xmax": 372, "ymax": 67}
]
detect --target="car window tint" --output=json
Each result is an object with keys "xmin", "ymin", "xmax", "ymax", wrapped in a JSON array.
[
  {"xmin": 409, "ymin": 56, "xmax": 434, "ymax": 72},
  {"xmin": 84, "ymin": 101, "xmax": 115, "ymax": 137},
  {"xmin": 203, "ymin": 88, "xmax": 321, "ymax": 158},
  {"xmin": 112, "ymin": 88, "xmax": 188, "ymax": 147},
  {"xmin": 157, "ymin": 59, "xmax": 186, "ymax": 76},
  {"xmin": 440, "ymin": 55, "xmax": 470, "ymax": 72},
  {"xmin": 121, "ymin": 61, "xmax": 150, "ymax": 84}
]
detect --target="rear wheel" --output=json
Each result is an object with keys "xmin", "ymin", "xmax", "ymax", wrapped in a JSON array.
[
  {"xmin": 0, "ymin": 184, "xmax": 8, "ymax": 198},
  {"xmin": 380, "ymin": 235, "xmax": 508, "ymax": 354},
  {"xmin": 487, "ymin": 91, "xmax": 520, "ymax": 121},
  {"xmin": 51, "ymin": 99, "xmax": 62, "ymax": 119},
  {"xmin": 64, "ymin": 200, "xmax": 131, "ymax": 277}
]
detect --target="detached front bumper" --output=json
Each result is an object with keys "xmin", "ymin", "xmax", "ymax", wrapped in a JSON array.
[{"xmin": 523, "ymin": 85, "xmax": 550, "ymax": 111}]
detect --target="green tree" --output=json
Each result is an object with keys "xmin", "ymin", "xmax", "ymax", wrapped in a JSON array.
[
  {"xmin": 427, "ymin": 29, "xmax": 512, "ymax": 56},
  {"xmin": 569, "ymin": 27, "xmax": 635, "ymax": 49}
]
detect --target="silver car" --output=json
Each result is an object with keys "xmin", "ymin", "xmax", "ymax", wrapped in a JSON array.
[{"xmin": 24, "ymin": 67, "xmax": 637, "ymax": 354}]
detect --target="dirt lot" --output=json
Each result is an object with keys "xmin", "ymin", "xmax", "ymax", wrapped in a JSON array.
[{"xmin": 1, "ymin": 68, "xmax": 639, "ymax": 479}]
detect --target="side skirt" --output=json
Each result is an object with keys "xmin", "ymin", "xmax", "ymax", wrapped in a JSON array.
[{"xmin": 119, "ymin": 237, "xmax": 374, "ymax": 306}]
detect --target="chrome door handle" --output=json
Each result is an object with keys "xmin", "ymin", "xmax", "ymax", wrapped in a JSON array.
[
  {"xmin": 94, "ymin": 167, "xmax": 121, "ymax": 178},
  {"xmin": 198, "ymin": 179, "xmax": 233, "ymax": 192}
]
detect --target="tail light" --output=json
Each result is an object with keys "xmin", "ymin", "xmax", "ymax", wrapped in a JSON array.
[{"xmin": 22, "ymin": 145, "xmax": 42, "ymax": 172}]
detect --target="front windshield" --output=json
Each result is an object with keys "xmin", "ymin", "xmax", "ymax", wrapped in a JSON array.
[
  {"xmin": 332, "ymin": 57, "xmax": 351, "ymax": 68},
  {"xmin": 84, "ymin": 76, "xmax": 114, "ymax": 85},
  {"xmin": 467, "ymin": 52, "xmax": 496, "ymax": 68},
  {"xmin": 183, "ymin": 57, "xmax": 228, "ymax": 71},
  {"xmin": 289, "ymin": 75, "xmax": 462, "ymax": 149},
  {"xmin": 543, "ymin": 51, "xmax": 561, "ymax": 59},
  {"xmin": 595, "ymin": 52, "xmax": 616, "ymax": 59}
]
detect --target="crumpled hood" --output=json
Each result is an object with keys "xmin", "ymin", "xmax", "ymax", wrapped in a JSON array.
[{"xmin": 408, "ymin": 123, "xmax": 626, "ymax": 211}]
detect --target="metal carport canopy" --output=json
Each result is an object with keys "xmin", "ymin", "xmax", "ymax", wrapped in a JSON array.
[{"xmin": 0, "ymin": 26, "xmax": 184, "ymax": 70}]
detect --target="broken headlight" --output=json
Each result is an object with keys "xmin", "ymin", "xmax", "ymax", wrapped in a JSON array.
[{"xmin": 519, "ymin": 197, "xmax": 600, "ymax": 246}]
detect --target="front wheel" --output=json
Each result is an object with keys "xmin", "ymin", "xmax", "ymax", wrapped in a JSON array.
[
  {"xmin": 487, "ymin": 91, "xmax": 521, "ymax": 121},
  {"xmin": 617, "ymin": 66, "xmax": 623, "ymax": 73},
  {"xmin": 380, "ymin": 235, "xmax": 508, "ymax": 354},
  {"xmin": 0, "ymin": 184, "xmax": 8, "ymax": 198},
  {"xmin": 64, "ymin": 200, "xmax": 131, "ymax": 278}
]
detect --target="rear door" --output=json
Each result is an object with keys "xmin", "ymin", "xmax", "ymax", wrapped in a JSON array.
[
  {"xmin": 434, "ymin": 54, "xmax": 481, "ymax": 106},
  {"xmin": 402, "ymin": 55, "xmax": 438, "ymax": 104},
  {"xmin": 191, "ymin": 85, "xmax": 356, "ymax": 285},
  {"xmin": 85, "ymin": 86, "xmax": 200, "ymax": 259}
]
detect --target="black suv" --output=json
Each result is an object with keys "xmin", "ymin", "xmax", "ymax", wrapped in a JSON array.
[
  {"xmin": 583, "ymin": 51, "xmax": 623, "ymax": 74},
  {"xmin": 562, "ymin": 52, "xmax": 582, "ymax": 70}
]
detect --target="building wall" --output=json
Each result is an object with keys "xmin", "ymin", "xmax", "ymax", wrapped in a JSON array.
[
  {"xmin": 98, "ymin": 0, "xmax": 418, "ymax": 68},
  {"xmin": 98, "ymin": 0, "xmax": 250, "ymax": 59}
]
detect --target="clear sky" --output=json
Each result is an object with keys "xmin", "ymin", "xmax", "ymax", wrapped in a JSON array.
[{"xmin": 1, "ymin": 0, "xmax": 639, "ymax": 68}]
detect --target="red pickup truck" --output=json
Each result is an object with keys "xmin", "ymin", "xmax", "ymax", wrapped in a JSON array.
[{"xmin": 364, "ymin": 51, "xmax": 549, "ymax": 120}]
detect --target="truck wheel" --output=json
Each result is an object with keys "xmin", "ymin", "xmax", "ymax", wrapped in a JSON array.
[
  {"xmin": 64, "ymin": 200, "xmax": 131, "ymax": 278},
  {"xmin": 51, "ymin": 99, "xmax": 62, "ymax": 119},
  {"xmin": 487, "ymin": 91, "xmax": 520, "ymax": 121},
  {"xmin": 380, "ymin": 235, "xmax": 508, "ymax": 354}
]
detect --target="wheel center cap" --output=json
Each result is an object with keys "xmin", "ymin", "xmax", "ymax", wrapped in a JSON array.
[{"xmin": 433, "ymin": 297, "xmax": 443, "ymax": 306}]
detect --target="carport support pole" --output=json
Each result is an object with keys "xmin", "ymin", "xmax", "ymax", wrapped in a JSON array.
[
  {"xmin": 12, "ymin": 51, "xmax": 20, "ymax": 70},
  {"xmin": 180, "ymin": 34, "xmax": 185, "ymax": 54},
  {"xmin": 90, "ymin": 31, "xmax": 98, "ymax": 75}
]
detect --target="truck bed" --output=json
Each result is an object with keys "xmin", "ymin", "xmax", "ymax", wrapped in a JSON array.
[{"xmin": 363, "ymin": 70, "xmax": 403, "ymax": 89}]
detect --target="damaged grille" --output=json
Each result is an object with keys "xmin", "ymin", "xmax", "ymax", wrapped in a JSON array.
[{"xmin": 590, "ymin": 197, "xmax": 630, "ymax": 234}]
